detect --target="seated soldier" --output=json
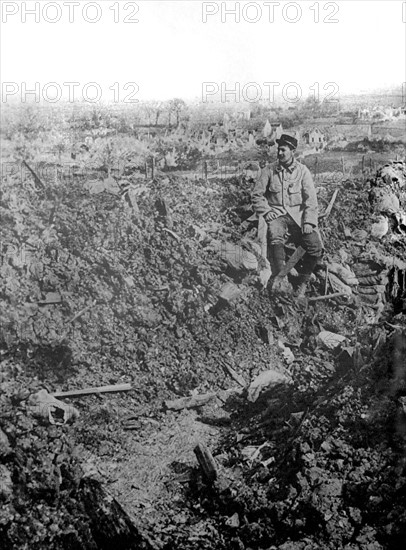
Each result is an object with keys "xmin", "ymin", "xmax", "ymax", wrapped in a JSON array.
[{"xmin": 252, "ymin": 134, "xmax": 322, "ymax": 296}]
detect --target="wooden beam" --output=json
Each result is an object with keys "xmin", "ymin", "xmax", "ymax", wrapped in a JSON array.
[
  {"xmin": 319, "ymin": 189, "xmax": 339, "ymax": 220},
  {"xmin": 52, "ymin": 383, "xmax": 132, "ymax": 398},
  {"xmin": 308, "ymin": 292, "xmax": 348, "ymax": 302},
  {"xmin": 23, "ymin": 160, "xmax": 45, "ymax": 189}
]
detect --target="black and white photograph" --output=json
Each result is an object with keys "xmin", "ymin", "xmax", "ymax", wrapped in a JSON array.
[{"xmin": 1, "ymin": 1, "xmax": 406, "ymax": 548}]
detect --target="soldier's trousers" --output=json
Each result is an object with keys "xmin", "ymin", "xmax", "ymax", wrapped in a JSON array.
[{"xmin": 267, "ymin": 214, "xmax": 323, "ymax": 258}]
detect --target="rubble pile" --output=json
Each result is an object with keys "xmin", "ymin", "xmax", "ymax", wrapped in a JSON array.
[{"xmin": 0, "ymin": 155, "xmax": 406, "ymax": 549}]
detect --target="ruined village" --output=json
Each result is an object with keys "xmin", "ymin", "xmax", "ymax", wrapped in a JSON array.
[{"xmin": 1, "ymin": 92, "xmax": 406, "ymax": 549}]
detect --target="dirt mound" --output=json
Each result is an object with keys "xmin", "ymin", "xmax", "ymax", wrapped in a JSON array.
[{"xmin": 1, "ymin": 152, "xmax": 406, "ymax": 548}]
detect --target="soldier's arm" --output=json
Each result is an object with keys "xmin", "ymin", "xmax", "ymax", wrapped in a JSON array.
[
  {"xmin": 301, "ymin": 166, "xmax": 318, "ymax": 227},
  {"xmin": 252, "ymin": 166, "xmax": 272, "ymax": 216}
]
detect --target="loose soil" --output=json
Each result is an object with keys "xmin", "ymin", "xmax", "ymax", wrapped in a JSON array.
[{"xmin": 1, "ymin": 129, "xmax": 406, "ymax": 549}]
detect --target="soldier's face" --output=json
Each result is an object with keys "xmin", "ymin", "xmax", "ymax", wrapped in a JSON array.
[{"xmin": 278, "ymin": 145, "xmax": 294, "ymax": 164}]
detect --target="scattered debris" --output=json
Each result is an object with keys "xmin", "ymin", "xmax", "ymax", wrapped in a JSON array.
[
  {"xmin": 0, "ymin": 464, "xmax": 13, "ymax": 501},
  {"xmin": 278, "ymin": 340, "xmax": 295, "ymax": 365},
  {"xmin": 27, "ymin": 389, "xmax": 80, "ymax": 424},
  {"xmin": 162, "ymin": 227, "xmax": 181, "ymax": 241},
  {"xmin": 351, "ymin": 228, "xmax": 368, "ymax": 242},
  {"xmin": 370, "ymin": 214, "xmax": 389, "ymax": 239},
  {"xmin": 327, "ymin": 262, "xmax": 358, "ymax": 286},
  {"xmin": 2, "ymin": 115, "xmax": 406, "ymax": 550},
  {"xmin": 155, "ymin": 197, "xmax": 173, "ymax": 228},
  {"xmin": 318, "ymin": 331, "xmax": 347, "ymax": 350},
  {"xmin": 0, "ymin": 428, "xmax": 11, "ymax": 457},
  {"xmin": 164, "ymin": 392, "xmax": 217, "ymax": 411},
  {"xmin": 328, "ymin": 272, "xmax": 353, "ymax": 295},
  {"xmin": 85, "ymin": 176, "xmax": 120, "ymax": 195},
  {"xmin": 247, "ymin": 368, "xmax": 291, "ymax": 402},
  {"xmin": 218, "ymin": 282, "xmax": 243, "ymax": 304},
  {"xmin": 257, "ymin": 323, "xmax": 274, "ymax": 345},
  {"xmin": 209, "ymin": 282, "xmax": 245, "ymax": 314},
  {"xmin": 225, "ymin": 513, "xmax": 240, "ymax": 528},
  {"xmin": 37, "ymin": 292, "xmax": 62, "ymax": 305},
  {"xmin": 241, "ymin": 441, "xmax": 272, "ymax": 465},
  {"xmin": 369, "ymin": 186, "xmax": 400, "ymax": 215},
  {"xmin": 221, "ymin": 362, "xmax": 247, "ymax": 387},
  {"xmin": 79, "ymin": 477, "xmax": 156, "ymax": 549},
  {"xmin": 211, "ymin": 240, "xmax": 258, "ymax": 272}
]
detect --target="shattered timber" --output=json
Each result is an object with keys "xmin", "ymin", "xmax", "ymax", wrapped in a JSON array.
[{"xmin": 1, "ymin": 111, "xmax": 406, "ymax": 550}]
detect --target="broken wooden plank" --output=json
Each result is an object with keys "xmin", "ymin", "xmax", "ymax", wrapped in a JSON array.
[
  {"xmin": 257, "ymin": 215, "xmax": 268, "ymax": 260},
  {"xmin": 162, "ymin": 227, "xmax": 181, "ymax": 241},
  {"xmin": 23, "ymin": 160, "xmax": 45, "ymax": 189},
  {"xmin": 308, "ymin": 292, "xmax": 348, "ymax": 302},
  {"xmin": 194, "ymin": 443, "xmax": 218, "ymax": 482},
  {"xmin": 164, "ymin": 392, "xmax": 217, "ymax": 411},
  {"xmin": 319, "ymin": 188, "xmax": 339, "ymax": 220},
  {"xmin": 155, "ymin": 198, "xmax": 173, "ymax": 229},
  {"xmin": 324, "ymin": 265, "xmax": 329, "ymax": 295},
  {"xmin": 52, "ymin": 383, "xmax": 132, "ymax": 398},
  {"xmin": 57, "ymin": 300, "xmax": 97, "ymax": 343},
  {"xmin": 220, "ymin": 362, "xmax": 246, "ymax": 387}
]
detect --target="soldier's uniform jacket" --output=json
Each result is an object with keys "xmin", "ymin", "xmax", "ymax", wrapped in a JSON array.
[{"xmin": 252, "ymin": 159, "xmax": 319, "ymax": 228}]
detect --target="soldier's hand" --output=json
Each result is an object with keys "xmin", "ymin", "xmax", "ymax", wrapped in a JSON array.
[
  {"xmin": 264, "ymin": 211, "xmax": 277, "ymax": 224},
  {"xmin": 302, "ymin": 223, "xmax": 314, "ymax": 234}
]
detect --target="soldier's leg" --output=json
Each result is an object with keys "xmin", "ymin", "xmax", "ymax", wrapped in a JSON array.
[
  {"xmin": 267, "ymin": 216, "xmax": 289, "ymax": 275},
  {"xmin": 296, "ymin": 230, "xmax": 323, "ymax": 296}
]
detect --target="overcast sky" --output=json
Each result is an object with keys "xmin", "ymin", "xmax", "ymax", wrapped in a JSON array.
[{"xmin": 1, "ymin": 0, "xmax": 405, "ymax": 104}]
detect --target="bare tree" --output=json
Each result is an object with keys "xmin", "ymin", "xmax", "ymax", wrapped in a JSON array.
[
  {"xmin": 140, "ymin": 103, "xmax": 155, "ymax": 126},
  {"xmin": 154, "ymin": 101, "xmax": 164, "ymax": 126},
  {"xmin": 168, "ymin": 98, "xmax": 187, "ymax": 127}
]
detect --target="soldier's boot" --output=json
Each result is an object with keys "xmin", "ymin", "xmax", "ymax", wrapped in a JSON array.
[
  {"xmin": 269, "ymin": 245, "xmax": 292, "ymax": 294},
  {"xmin": 295, "ymin": 254, "xmax": 319, "ymax": 297},
  {"xmin": 270, "ymin": 244, "xmax": 286, "ymax": 276}
]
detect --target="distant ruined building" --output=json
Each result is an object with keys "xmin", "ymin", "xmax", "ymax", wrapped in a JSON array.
[
  {"xmin": 263, "ymin": 120, "xmax": 283, "ymax": 141},
  {"xmin": 303, "ymin": 128, "xmax": 326, "ymax": 149}
]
